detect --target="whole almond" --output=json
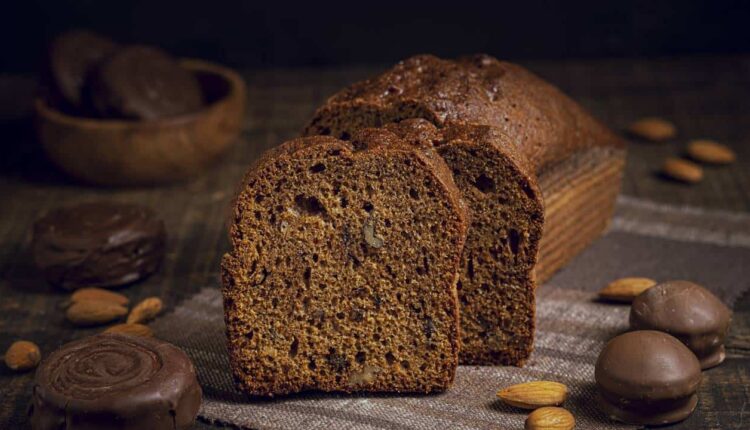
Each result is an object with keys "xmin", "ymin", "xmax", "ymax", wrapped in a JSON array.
[
  {"xmin": 525, "ymin": 407, "xmax": 575, "ymax": 430},
  {"xmin": 687, "ymin": 140, "xmax": 736, "ymax": 165},
  {"xmin": 497, "ymin": 381, "xmax": 568, "ymax": 409},
  {"xmin": 66, "ymin": 300, "xmax": 128, "ymax": 326},
  {"xmin": 598, "ymin": 277, "xmax": 657, "ymax": 303},
  {"xmin": 662, "ymin": 158, "xmax": 703, "ymax": 183},
  {"xmin": 104, "ymin": 323, "xmax": 154, "ymax": 338},
  {"xmin": 127, "ymin": 297, "xmax": 163, "ymax": 324},
  {"xmin": 628, "ymin": 117, "xmax": 677, "ymax": 142},
  {"xmin": 4, "ymin": 340, "xmax": 42, "ymax": 371},
  {"xmin": 71, "ymin": 288, "xmax": 130, "ymax": 306}
]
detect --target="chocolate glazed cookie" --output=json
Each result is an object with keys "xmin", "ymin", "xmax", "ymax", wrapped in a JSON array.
[
  {"xmin": 630, "ymin": 280, "xmax": 732, "ymax": 369},
  {"xmin": 85, "ymin": 46, "xmax": 204, "ymax": 120},
  {"xmin": 32, "ymin": 202, "xmax": 166, "ymax": 290},
  {"xmin": 46, "ymin": 30, "xmax": 118, "ymax": 111},
  {"xmin": 595, "ymin": 330, "xmax": 702, "ymax": 425},
  {"xmin": 29, "ymin": 334, "xmax": 202, "ymax": 430}
]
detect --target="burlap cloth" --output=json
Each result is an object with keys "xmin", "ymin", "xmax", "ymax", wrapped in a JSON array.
[{"xmin": 152, "ymin": 196, "xmax": 750, "ymax": 430}]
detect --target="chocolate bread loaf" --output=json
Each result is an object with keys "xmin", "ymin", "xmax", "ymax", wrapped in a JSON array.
[
  {"xmin": 304, "ymin": 54, "xmax": 625, "ymax": 365},
  {"xmin": 222, "ymin": 129, "xmax": 468, "ymax": 395}
]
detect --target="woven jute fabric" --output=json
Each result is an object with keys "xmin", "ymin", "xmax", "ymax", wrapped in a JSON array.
[{"xmin": 151, "ymin": 196, "xmax": 750, "ymax": 430}]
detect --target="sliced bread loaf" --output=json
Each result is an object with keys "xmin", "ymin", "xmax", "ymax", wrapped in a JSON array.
[
  {"xmin": 222, "ymin": 129, "xmax": 468, "ymax": 395},
  {"xmin": 303, "ymin": 54, "xmax": 624, "ymax": 365}
]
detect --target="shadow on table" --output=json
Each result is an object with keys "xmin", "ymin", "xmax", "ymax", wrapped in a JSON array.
[{"xmin": 0, "ymin": 117, "xmax": 72, "ymax": 186}]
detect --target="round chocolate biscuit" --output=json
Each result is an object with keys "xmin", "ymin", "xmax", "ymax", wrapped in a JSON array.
[
  {"xmin": 630, "ymin": 280, "xmax": 732, "ymax": 369},
  {"xmin": 47, "ymin": 30, "xmax": 118, "ymax": 110},
  {"xmin": 32, "ymin": 202, "xmax": 166, "ymax": 290},
  {"xmin": 595, "ymin": 330, "xmax": 701, "ymax": 425},
  {"xmin": 86, "ymin": 46, "xmax": 204, "ymax": 120},
  {"xmin": 30, "ymin": 334, "xmax": 201, "ymax": 430}
]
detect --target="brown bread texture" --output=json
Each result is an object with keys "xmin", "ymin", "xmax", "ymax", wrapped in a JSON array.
[
  {"xmin": 304, "ymin": 54, "xmax": 625, "ymax": 365},
  {"xmin": 222, "ymin": 129, "xmax": 468, "ymax": 395}
]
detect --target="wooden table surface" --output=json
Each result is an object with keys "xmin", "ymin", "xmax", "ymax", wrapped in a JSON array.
[{"xmin": 1, "ymin": 55, "xmax": 749, "ymax": 429}]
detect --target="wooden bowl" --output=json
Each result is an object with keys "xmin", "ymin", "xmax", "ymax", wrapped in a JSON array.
[{"xmin": 35, "ymin": 59, "xmax": 246, "ymax": 186}]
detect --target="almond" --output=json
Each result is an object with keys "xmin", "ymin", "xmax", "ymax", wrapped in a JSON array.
[
  {"xmin": 104, "ymin": 323, "xmax": 154, "ymax": 338},
  {"xmin": 71, "ymin": 288, "xmax": 130, "ymax": 306},
  {"xmin": 662, "ymin": 158, "xmax": 703, "ymax": 183},
  {"xmin": 687, "ymin": 140, "xmax": 736, "ymax": 165},
  {"xmin": 525, "ymin": 407, "xmax": 575, "ymax": 430},
  {"xmin": 4, "ymin": 340, "xmax": 42, "ymax": 371},
  {"xmin": 66, "ymin": 300, "xmax": 128, "ymax": 326},
  {"xmin": 127, "ymin": 297, "xmax": 163, "ymax": 324},
  {"xmin": 497, "ymin": 381, "xmax": 568, "ymax": 409},
  {"xmin": 598, "ymin": 277, "xmax": 657, "ymax": 303},
  {"xmin": 628, "ymin": 117, "xmax": 677, "ymax": 142}
]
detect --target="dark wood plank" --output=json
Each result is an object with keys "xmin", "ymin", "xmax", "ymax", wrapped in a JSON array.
[{"xmin": 1, "ymin": 55, "xmax": 749, "ymax": 429}]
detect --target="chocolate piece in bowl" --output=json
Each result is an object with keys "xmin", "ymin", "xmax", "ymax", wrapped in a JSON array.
[
  {"xmin": 595, "ymin": 330, "xmax": 701, "ymax": 425},
  {"xmin": 85, "ymin": 45, "xmax": 204, "ymax": 120},
  {"xmin": 32, "ymin": 202, "xmax": 166, "ymax": 290},
  {"xmin": 29, "ymin": 334, "xmax": 201, "ymax": 430},
  {"xmin": 46, "ymin": 30, "xmax": 117, "ymax": 111},
  {"xmin": 630, "ymin": 280, "xmax": 732, "ymax": 369}
]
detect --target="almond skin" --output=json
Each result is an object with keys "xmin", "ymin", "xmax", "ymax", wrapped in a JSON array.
[
  {"xmin": 104, "ymin": 323, "xmax": 154, "ymax": 338},
  {"xmin": 71, "ymin": 288, "xmax": 130, "ymax": 306},
  {"xmin": 687, "ymin": 140, "xmax": 736, "ymax": 165},
  {"xmin": 628, "ymin": 117, "xmax": 677, "ymax": 142},
  {"xmin": 4, "ymin": 340, "xmax": 42, "ymax": 371},
  {"xmin": 127, "ymin": 297, "xmax": 163, "ymax": 324},
  {"xmin": 598, "ymin": 277, "xmax": 657, "ymax": 303},
  {"xmin": 662, "ymin": 158, "xmax": 703, "ymax": 184},
  {"xmin": 66, "ymin": 300, "xmax": 128, "ymax": 326},
  {"xmin": 497, "ymin": 381, "xmax": 568, "ymax": 409},
  {"xmin": 525, "ymin": 407, "xmax": 575, "ymax": 430}
]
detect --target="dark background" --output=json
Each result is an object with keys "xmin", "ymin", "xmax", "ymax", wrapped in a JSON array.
[{"xmin": 2, "ymin": 0, "xmax": 749, "ymax": 72}]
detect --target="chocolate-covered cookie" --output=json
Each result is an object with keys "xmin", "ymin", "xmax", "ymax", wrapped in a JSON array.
[
  {"xmin": 47, "ymin": 30, "xmax": 117, "ymax": 110},
  {"xmin": 30, "ymin": 334, "xmax": 201, "ymax": 430},
  {"xmin": 595, "ymin": 330, "xmax": 701, "ymax": 425},
  {"xmin": 32, "ymin": 202, "xmax": 166, "ymax": 290},
  {"xmin": 86, "ymin": 46, "xmax": 204, "ymax": 119},
  {"xmin": 630, "ymin": 280, "xmax": 732, "ymax": 369}
]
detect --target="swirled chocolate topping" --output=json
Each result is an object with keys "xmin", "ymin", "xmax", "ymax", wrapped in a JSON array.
[
  {"xmin": 630, "ymin": 280, "xmax": 732, "ymax": 369},
  {"xmin": 30, "ymin": 334, "xmax": 201, "ymax": 430},
  {"xmin": 595, "ymin": 330, "xmax": 701, "ymax": 425},
  {"xmin": 32, "ymin": 202, "xmax": 166, "ymax": 290}
]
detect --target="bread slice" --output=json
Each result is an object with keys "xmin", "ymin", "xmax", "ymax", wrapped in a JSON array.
[
  {"xmin": 222, "ymin": 129, "xmax": 468, "ymax": 395},
  {"xmin": 303, "ymin": 54, "xmax": 625, "ymax": 365},
  {"xmin": 382, "ymin": 119, "xmax": 544, "ymax": 365}
]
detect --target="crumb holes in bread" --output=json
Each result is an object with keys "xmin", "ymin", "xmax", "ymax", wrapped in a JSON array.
[
  {"xmin": 309, "ymin": 163, "xmax": 326, "ymax": 173},
  {"xmin": 294, "ymin": 194, "xmax": 327, "ymax": 216},
  {"xmin": 289, "ymin": 338, "xmax": 299, "ymax": 358},
  {"xmin": 509, "ymin": 229, "xmax": 521, "ymax": 255},
  {"xmin": 474, "ymin": 174, "xmax": 495, "ymax": 193},
  {"xmin": 385, "ymin": 352, "xmax": 396, "ymax": 365},
  {"xmin": 409, "ymin": 188, "xmax": 420, "ymax": 199},
  {"xmin": 303, "ymin": 267, "xmax": 311, "ymax": 287}
]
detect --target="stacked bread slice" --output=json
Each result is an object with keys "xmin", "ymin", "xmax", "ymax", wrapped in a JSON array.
[{"xmin": 222, "ymin": 54, "xmax": 625, "ymax": 395}]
